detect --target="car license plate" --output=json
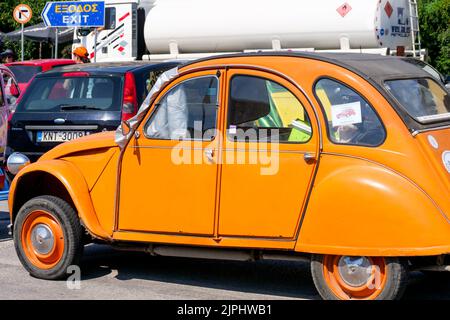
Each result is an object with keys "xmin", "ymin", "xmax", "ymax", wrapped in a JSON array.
[{"xmin": 36, "ymin": 131, "xmax": 90, "ymax": 142}]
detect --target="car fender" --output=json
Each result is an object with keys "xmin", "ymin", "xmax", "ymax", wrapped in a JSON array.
[
  {"xmin": 9, "ymin": 159, "xmax": 111, "ymax": 240},
  {"xmin": 295, "ymin": 155, "xmax": 450, "ymax": 256}
]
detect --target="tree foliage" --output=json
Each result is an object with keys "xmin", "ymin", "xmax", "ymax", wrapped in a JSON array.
[
  {"xmin": 0, "ymin": 0, "xmax": 52, "ymax": 59},
  {"xmin": 0, "ymin": 0, "xmax": 48, "ymax": 33},
  {"xmin": 418, "ymin": 0, "xmax": 450, "ymax": 74}
]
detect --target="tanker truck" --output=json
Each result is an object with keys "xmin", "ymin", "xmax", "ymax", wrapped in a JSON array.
[{"xmin": 73, "ymin": 0, "xmax": 424, "ymax": 62}]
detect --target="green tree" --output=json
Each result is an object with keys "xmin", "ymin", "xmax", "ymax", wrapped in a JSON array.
[
  {"xmin": 0, "ymin": 0, "xmax": 51, "ymax": 59},
  {"xmin": 0, "ymin": 0, "xmax": 48, "ymax": 33},
  {"xmin": 418, "ymin": 0, "xmax": 450, "ymax": 75}
]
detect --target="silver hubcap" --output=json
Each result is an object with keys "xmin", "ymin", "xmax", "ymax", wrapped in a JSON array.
[
  {"xmin": 338, "ymin": 256, "xmax": 372, "ymax": 287},
  {"xmin": 30, "ymin": 224, "xmax": 54, "ymax": 255}
]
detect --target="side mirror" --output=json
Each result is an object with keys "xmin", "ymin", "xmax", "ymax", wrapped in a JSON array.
[
  {"xmin": 445, "ymin": 76, "xmax": 450, "ymax": 90},
  {"xmin": 121, "ymin": 120, "xmax": 131, "ymax": 136}
]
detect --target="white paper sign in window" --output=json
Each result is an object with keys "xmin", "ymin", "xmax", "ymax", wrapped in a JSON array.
[{"xmin": 331, "ymin": 102, "xmax": 362, "ymax": 127}]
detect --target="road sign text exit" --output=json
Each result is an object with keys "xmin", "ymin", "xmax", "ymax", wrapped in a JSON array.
[{"xmin": 42, "ymin": 1, "xmax": 105, "ymax": 27}]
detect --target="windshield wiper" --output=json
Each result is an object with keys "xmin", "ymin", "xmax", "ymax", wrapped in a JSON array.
[{"xmin": 60, "ymin": 104, "xmax": 102, "ymax": 111}]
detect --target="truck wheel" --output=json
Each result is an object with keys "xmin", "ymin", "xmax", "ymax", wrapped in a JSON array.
[
  {"xmin": 13, "ymin": 195, "xmax": 84, "ymax": 280},
  {"xmin": 311, "ymin": 254, "xmax": 408, "ymax": 300}
]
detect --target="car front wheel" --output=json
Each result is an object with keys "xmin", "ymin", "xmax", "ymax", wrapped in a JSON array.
[
  {"xmin": 311, "ymin": 254, "xmax": 408, "ymax": 300},
  {"xmin": 13, "ymin": 195, "xmax": 84, "ymax": 280}
]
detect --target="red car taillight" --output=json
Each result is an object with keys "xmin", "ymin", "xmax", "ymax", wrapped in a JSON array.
[
  {"xmin": 122, "ymin": 72, "xmax": 138, "ymax": 121},
  {"xmin": 62, "ymin": 72, "xmax": 90, "ymax": 77}
]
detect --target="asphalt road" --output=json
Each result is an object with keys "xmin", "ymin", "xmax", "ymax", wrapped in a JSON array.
[{"xmin": 1, "ymin": 201, "xmax": 450, "ymax": 300}]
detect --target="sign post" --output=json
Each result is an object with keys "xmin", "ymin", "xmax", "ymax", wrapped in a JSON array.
[
  {"xmin": 93, "ymin": 28, "xmax": 98, "ymax": 62},
  {"xmin": 55, "ymin": 27, "xmax": 59, "ymax": 58},
  {"xmin": 21, "ymin": 24, "xmax": 24, "ymax": 61},
  {"xmin": 13, "ymin": 4, "xmax": 33, "ymax": 61}
]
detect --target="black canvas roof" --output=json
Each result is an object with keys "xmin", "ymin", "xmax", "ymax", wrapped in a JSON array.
[
  {"xmin": 183, "ymin": 51, "xmax": 431, "ymax": 86},
  {"xmin": 304, "ymin": 52, "xmax": 429, "ymax": 79}
]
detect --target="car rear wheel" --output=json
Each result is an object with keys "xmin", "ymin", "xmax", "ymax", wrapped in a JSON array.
[
  {"xmin": 311, "ymin": 254, "xmax": 408, "ymax": 300},
  {"xmin": 13, "ymin": 195, "xmax": 83, "ymax": 280}
]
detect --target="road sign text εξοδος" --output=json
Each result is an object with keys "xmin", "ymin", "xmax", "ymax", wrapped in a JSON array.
[{"xmin": 41, "ymin": 1, "xmax": 105, "ymax": 27}]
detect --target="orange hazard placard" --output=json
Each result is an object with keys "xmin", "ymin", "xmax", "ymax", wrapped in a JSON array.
[{"xmin": 13, "ymin": 4, "xmax": 33, "ymax": 24}]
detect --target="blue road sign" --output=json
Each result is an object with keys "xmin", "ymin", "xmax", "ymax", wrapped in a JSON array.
[{"xmin": 41, "ymin": 1, "xmax": 105, "ymax": 27}]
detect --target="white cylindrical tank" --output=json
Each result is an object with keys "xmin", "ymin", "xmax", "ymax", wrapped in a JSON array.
[{"xmin": 144, "ymin": 0, "xmax": 413, "ymax": 54}]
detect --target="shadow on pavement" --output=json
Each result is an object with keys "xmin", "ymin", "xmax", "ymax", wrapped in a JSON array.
[
  {"xmin": 80, "ymin": 244, "xmax": 319, "ymax": 299},
  {"xmin": 0, "ymin": 211, "xmax": 11, "ymax": 242},
  {"xmin": 78, "ymin": 244, "xmax": 450, "ymax": 300},
  {"xmin": 405, "ymin": 271, "xmax": 450, "ymax": 300}
]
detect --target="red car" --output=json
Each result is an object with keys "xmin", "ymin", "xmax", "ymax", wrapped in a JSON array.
[
  {"xmin": 5, "ymin": 59, "xmax": 75, "ymax": 92},
  {"xmin": 0, "ymin": 64, "xmax": 21, "ymax": 191}
]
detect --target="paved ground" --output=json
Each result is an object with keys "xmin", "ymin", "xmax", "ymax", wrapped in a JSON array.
[{"xmin": 1, "ymin": 200, "xmax": 450, "ymax": 300}]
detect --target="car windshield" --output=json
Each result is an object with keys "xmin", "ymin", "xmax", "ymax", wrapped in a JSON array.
[
  {"xmin": 16, "ymin": 76, "xmax": 123, "ymax": 112},
  {"xmin": 7, "ymin": 65, "xmax": 42, "ymax": 83},
  {"xmin": 385, "ymin": 78, "xmax": 450, "ymax": 124}
]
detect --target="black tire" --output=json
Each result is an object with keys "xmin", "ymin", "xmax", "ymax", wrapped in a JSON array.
[
  {"xmin": 13, "ymin": 195, "xmax": 84, "ymax": 280},
  {"xmin": 311, "ymin": 254, "xmax": 409, "ymax": 300}
]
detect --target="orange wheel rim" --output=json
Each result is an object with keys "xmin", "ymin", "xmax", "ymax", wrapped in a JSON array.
[
  {"xmin": 21, "ymin": 210, "xmax": 65, "ymax": 270},
  {"xmin": 323, "ymin": 255, "xmax": 387, "ymax": 300}
]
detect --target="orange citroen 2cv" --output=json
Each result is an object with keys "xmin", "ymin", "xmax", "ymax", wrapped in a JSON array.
[{"xmin": 7, "ymin": 53, "xmax": 450, "ymax": 300}]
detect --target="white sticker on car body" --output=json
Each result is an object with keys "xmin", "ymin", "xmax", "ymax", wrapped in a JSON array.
[
  {"xmin": 443, "ymin": 151, "xmax": 450, "ymax": 173},
  {"xmin": 331, "ymin": 102, "xmax": 362, "ymax": 127},
  {"xmin": 428, "ymin": 135, "xmax": 439, "ymax": 149}
]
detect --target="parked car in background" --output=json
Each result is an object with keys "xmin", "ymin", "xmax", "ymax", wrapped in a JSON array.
[
  {"xmin": 5, "ymin": 59, "xmax": 76, "ymax": 93},
  {"xmin": 7, "ymin": 52, "xmax": 450, "ymax": 300},
  {"xmin": 0, "ymin": 65, "xmax": 20, "ymax": 189},
  {"xmin": 6, "ymin": 61, "xmax": 180, "ymax": 168}
]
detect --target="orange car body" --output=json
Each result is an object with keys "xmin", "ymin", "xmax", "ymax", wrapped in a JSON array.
[{"xmin": 9, "ymin": 53, "xmax": 450, "ymax": 258}]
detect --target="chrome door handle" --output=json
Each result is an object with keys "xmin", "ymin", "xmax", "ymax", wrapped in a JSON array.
[
  {"xmin": 205, "ymin": 149, "xmax": 215, "ymax": 163},
  {"xmin": 304, "ymin": 152, "xmax": 316, "ymax": 163}
]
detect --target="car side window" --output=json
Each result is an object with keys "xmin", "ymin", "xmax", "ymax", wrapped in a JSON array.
[
  {"xmin": 315, "ymin": 78, "xmax": 386, "ymax": 146},
  {"xmin": 105, "ymin": 7, "xmax": 116, "ymax": 30},
  {"xmin": 227, "ymin": 75, "xmax": 312, "ymax": 143},
  {"xmin": 3, "ymin": 72, "xmax": 20, "ymax": 108},
  {"xmin": 144, "ymin": 76, "xmax": 219, "ymax": 141}
]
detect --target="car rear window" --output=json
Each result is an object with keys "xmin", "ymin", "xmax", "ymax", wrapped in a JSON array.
[
  {"xmin": 16, "ymin": 76, "xmax": 123, "ymax": 112},
  {"xmin": 8, "ymin": 65, "xmax": 42, "ymax": 83},
  {"xmin": 385, "ymin": 78, "xmax": 450, "ymax": 124}
]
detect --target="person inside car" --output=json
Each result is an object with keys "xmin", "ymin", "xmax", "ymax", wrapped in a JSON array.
[{"xmin": 63, "ymin": 46, "xmax": 92, "ymax": 93}]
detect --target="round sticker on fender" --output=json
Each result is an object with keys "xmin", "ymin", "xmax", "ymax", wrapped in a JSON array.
[{"xmin": 443, "ymin": 151, "xmax": 450, "ymax": 173}]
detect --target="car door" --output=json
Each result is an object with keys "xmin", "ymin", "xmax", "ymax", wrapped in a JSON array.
[
  {"xmin": 218, "ymin": 69, "xmax": 319, "ymax": 239},
  {"xmin": 0, "ymin": 71, "xmax": 6, "ymax": 162},
  {"xmin": 118, "ymin": 70, "xmax": 223, "ymax": 235}
]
